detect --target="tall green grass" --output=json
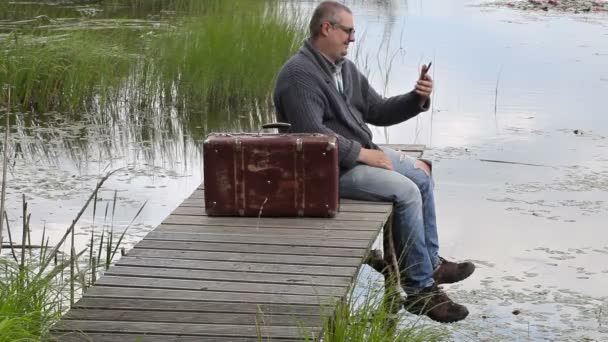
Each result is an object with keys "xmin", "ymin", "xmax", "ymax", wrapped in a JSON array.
[
  {"xmin": 0, "ymin": 0, "xmax": 305, "ymax": 132},
  {"xmin": 0, "ymin": 245, "xmax": 79, "ymax": 342},
  {"xmin": 145, "ymin": 1, "xmax": 305, "ymax": 126},
  {"xmin": 101, "ymin": 0, "xmax": 229, "ymax": 16},
  {"xmin": 0, "ymin": 170, "xmax": 144, "ymax": 341},
  {"xmin": 1, "ymin": 30, "xmax": 138, "ymax": 114},
  {"xmin": 306, "ymin": 279, "xmax": 448, "ymax": 342}
]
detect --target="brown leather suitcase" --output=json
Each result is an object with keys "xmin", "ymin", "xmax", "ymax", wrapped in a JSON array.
[{"xmin": 203, "ymin": 124, "xmax": 339, "ymax": 217}]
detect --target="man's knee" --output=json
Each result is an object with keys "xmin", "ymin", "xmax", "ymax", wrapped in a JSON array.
[
  {"xmin": 394, "ymin": 179, "xmax": 422, "ymax": 206},
  {"xmin": 415, "ymin": 160, "xmax": 431, "ymax": 177}
]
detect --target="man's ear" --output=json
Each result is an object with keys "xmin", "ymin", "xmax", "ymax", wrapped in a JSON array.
[{"xmin": 320, "ymin": 22, "xmax": 331, "ymax": 37}]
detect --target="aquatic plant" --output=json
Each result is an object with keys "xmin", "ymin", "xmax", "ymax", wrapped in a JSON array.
[
  {"xmin": 299, "ymin": 277, "xmax": 448, "ymax": 341},
  {"xmin": 0, "ymin": 0, "xmax": 305, "ymax": 134}
]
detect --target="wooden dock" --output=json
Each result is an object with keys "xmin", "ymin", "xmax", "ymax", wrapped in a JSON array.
[{"xmin": 52, "ymin": 144, "xmax": 424, "ymax": 342}]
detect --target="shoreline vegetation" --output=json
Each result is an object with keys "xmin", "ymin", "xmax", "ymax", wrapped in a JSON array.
[
  {"xmin": 0, "ymin": 170, "xmax": 145, "ymax": 342},
  {"xmin": 0, "ymin": 0, "xmax": 306, "ymax": 139}
]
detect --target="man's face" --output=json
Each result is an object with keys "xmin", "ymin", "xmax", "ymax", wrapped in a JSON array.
[{"xmin": 326, "ymin": 10, "xmax": 355, "ymax": 59}]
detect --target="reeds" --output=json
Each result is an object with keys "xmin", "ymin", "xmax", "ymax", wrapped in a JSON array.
[
  {"xmin": 0, "ymin": 29, "xmax": 138, "ymax": 114},
  {"xmin": 0, "ymin": 0, "xmax": 305, "ymax": 131},
  {"xmin": 295, "ymin": 278, "xmax": 448, "ymax": 342},
  {"xmin": 140, "ymin": 0, "xmax": 305, "ymax": 128},
  {"xmin": 0, "ymin": 87, "xmax": 9, "ymax": 255},
  {"xmin": 0, "ymin": 169, "xmax": 145, "ymax": 341},
  {"xmin": 494, "ymin": 65, "xmax": 503, "ymax": 132}
]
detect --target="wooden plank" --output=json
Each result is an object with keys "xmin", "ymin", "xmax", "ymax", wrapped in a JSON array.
[
  {"xmin": 158, "ymin": 216, "xmax": 383, "ymax": 229},
  {"xmin": 53, "ymin": 333, "xmax": 286, "ymax": 342},
  {"xmin": 64, "ymin": 309, "xmax": 322, "ymax": 327},
  {"xmin": 105, "ymin": 266, "xmax": 352, "ymax": 287},
  {"xmin": 53, "ymin": 321, "xmax": 316, "ymax": 339},
  {"xmin": 84, "ymin": 286, "xmax": 337, "ymax": 306},
  {"xmin": 156, "ymin": 224, "xmax": 376, "ymax": 240},
  {"xmin": 73, "ymin": 298, "xmax": 326, "ymax": 316},
  {"xmin": 142, "ymin": 231, "xmax": 372, "ymax": 249},
  {"xmin": 135, "ymin": 240, "xmax": 366, "ymax": 258},
  {"xmin": 339, "ymin": 199, "xmax": 394, "ymax": 205},
  {"xmin": 95, "ymin": 275, "xmax": 345, "ymax": 297},
  {"xmin": 116, "ymin": 257, "xmax": 357, "ymax": 277},
  {"xmin": 378, "ymin": 143, "xmax": 425, "ymax": 151},
  {"xmin": 126, "ymin": 248, "xmax": 363, "ymax": 267}
]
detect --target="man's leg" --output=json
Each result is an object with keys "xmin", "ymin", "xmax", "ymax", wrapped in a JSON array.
[
  {"xmin": 380, "ymin": 147, "xmax": 440, "ymax": 268},
  {"xmin": 339, "ymin": 164, "xmax": 434, "ymax": 292},
  {"xmin": 381, "ymin": 147, "xmax": 475, "ymax": 286},
  {"xmin": 340, "ymin": 162, "xmax": 469, "ymax": 323}
]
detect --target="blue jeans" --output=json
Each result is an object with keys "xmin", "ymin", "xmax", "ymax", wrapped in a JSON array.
[{"xmin": 339, "ymin": 147, "xmax": 440, "ymax": 294}]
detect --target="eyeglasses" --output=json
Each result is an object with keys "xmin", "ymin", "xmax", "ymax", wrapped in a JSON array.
[{"xmin": 330, "ymin": 22, "xmax": 355, "ymax": 37}]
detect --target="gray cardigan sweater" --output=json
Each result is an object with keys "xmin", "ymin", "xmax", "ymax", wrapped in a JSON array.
[{"xmin": 273, "ymin": 39, "xmax": 429, "ymax": 171}]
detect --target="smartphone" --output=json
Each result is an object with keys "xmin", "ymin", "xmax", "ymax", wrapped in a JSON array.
[{"xmin": 420, "ymin": 61, "xmax": 432, "ymax": 79}]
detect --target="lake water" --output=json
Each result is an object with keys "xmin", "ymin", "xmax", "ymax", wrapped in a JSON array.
[{"xmin": 1, "ymin": 0, "xmax": 607, "ymax": 340}]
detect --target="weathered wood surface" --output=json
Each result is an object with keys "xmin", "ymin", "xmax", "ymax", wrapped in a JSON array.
[
  {"xmin": 52, "ymin": 144, "xmax": 425, "ymax": 341},
  {"xmin": 57, "ymin": 333, "xmax": 303, "ymax": 342},
  {"xmin": 53, "ymin": 188, "xmax": 389, "ymax": 341},
  {"xmin": 379, "ymin": 144, "xmax": 425, "ymax": 155},
  {"xmin": 54, "ymin": 321, "xmax": 317, "ymax": 340}
]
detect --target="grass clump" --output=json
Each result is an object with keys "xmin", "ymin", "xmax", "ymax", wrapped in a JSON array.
[
  {"xmin": 322, "ymin": 283, "xmax": 447, "ymax": 341},
  {"xmin": 0, "ymin": 258, "xmax": 67, "ymax": 341},
  {"xmin": 292, "ymin": 278, "xmax": 448, "ymax": 342},
  {"xmin": 0, "ymin": 0, "xmax": 306, "ymax": 133},
  {"xmin": 1, "ymin": 30, "xmax": 138, "ymax": 114},
  {"xmin": 0, "ymin": 169, "xmax": 144, "ymax": 341},
  {"xmin": 146, "ymin": 0, "xmax": 305, "ymax": 114}
]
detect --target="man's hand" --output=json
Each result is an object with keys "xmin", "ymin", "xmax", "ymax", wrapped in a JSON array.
[
  {"xmin": 357, "ymin": 148, "xmax": 393, "ymax": 170},
  {"xmin": 415, "ymin": 64, "xmax": 433, "ymax": 106}
]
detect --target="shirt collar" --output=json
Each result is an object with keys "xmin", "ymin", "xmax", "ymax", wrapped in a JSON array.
[
  {"xmin": 320, "ymin": 54, "xmax": 345, "ymax": 73},
  {"xmin": 303, "ymin": 38, "xmax": 345, "ymax": 74}
]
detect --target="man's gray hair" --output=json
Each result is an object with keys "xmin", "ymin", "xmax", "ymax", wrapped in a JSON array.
[{"xmin": 309, "ymin": 1, "xmax": 352, "ymax": 38}]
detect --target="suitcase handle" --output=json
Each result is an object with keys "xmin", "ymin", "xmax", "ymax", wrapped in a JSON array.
[{"xmin": 259, "ymin": 122, "xmax": 291, "ymax": 135}]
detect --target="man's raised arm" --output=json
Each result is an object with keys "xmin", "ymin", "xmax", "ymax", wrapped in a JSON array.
[{"xmin": 362, "ymin": 67, "xmax": 432, "ymax": 127}]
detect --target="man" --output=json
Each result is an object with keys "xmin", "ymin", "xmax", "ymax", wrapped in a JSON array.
[{"xmin": 273, "ymin": 1, "xmax": 475, "ymax": 323}]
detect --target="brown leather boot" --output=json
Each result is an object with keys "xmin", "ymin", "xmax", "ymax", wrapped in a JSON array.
[
  {"xmin": 433, "ymin": 257, "xmax": 475, "ymax": 285},
  {"xmin": 404, "ymin": 284, "xmax": 469, "ymax": 323}
]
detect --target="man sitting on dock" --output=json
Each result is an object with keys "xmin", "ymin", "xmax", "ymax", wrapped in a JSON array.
[{"xmin": 273, "ymin": 1, "xmax": 475, "ymax": 323}]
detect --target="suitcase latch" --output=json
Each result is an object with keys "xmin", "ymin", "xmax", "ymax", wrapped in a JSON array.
[
  {"xmin": 326, "ymin": 137, "xmax": 337, "ymax": 151},
  {"xmin": 296, "ymin": 138, "xmax": 303, "ymax": 152}
]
